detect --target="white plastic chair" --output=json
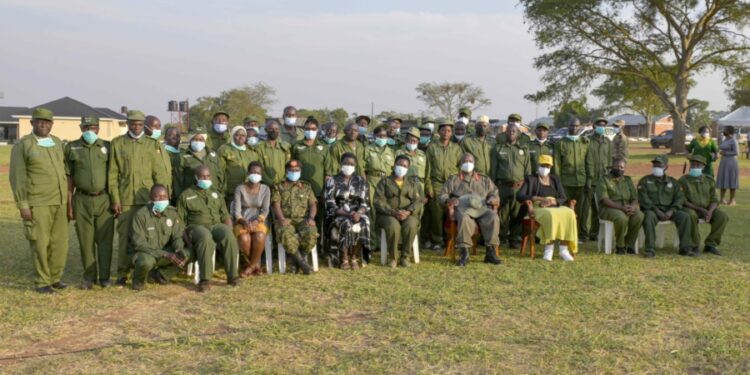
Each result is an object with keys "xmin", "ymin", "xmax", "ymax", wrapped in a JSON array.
[
  {"xmin": 597, "ymin": 219, "xmax": 640, "ymax": 255},
  {"xmin": 264, "ymin": 232, "xmax": 274, "ymax": 274},
  {"xmin": 186, "ymin": 252, "xmax": 216, "ymax": 285},
  {"xmin": 379, "ymin": 229, "xmax": 420, "ymax": 265},
  {"xmin": 637, "ymin": 219, "xmax": 707, "ymax": 250},
  {"xmin": 278, "ymin": 244, "xmax": 319, "ymax": 274}
]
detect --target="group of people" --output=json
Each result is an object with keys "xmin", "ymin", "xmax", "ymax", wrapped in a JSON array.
[{"xmin": 9, "ymin": 106, "xmax": 733, "ymax": 294}]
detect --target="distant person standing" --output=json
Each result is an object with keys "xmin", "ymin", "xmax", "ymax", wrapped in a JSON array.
[
  {"xmin": 611, "ymin": 119, "xmax": 629, "ymax": 161},
  {"xmin": 716, "ymin": 126, "xmax": 740, "ymax": 205},
  {"xmin": 686, "ymin": 126, "xmax": 719, "ymax": 177}
]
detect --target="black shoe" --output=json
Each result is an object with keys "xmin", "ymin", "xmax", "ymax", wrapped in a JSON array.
[
  {"xmin": 678, "ymin": 248, "xmax": 691, "ymax": 256},
  {"xmin": 626, "ymin": 247, "xmax": 636, "ymax": 255},
  {"xmin": 80, "ymin": 280, "xmax": 94, "ymax": 290},
  {"xmin": 690, "ymin": 247, "xmax": 701, "ymax": 257},
  {"xmin": 291, "ymin": 252, "xmax": 312, "ymax": 275},
  {"xmin": 644, "ymin": 250, "xmax": 655, "ymax": 258},
  {"xmin": 131, "ymin": 282, "xmax": 145, "ymax": 291},
  {"xmin": 99, "ymin": 279, "xmax": 112, "ymax": 288},
  {"xmin": 197, "ymin": 280, "xmax": 211, "ymax": 292},
  {"xmin": 35, "ymin": 286, "xmax": 55, "ymax": 294},
  {"xmin": 456, "ymin": 247, "xmax": 469, "ymax": 267},
  {"xmin": 704, "ymin": 246, "xmax": 722, "ymax": 256},
  {"xmin": 115, "ymin": 277, "xmax": 127, "ymax": 287},
  {"xmin": 51, "ymin": 281, "xmax": 68, "ymax": 290},
  {"xmin": 399, "ymin": 257, "xmax": 410, "ymax": 267},
  {"xmin": 615, "ymin": 247, "xmax": 626, "ymax": 255},
  {"xmin": 483, "ymin": 246, "xmax": 502, "ymax": 265},
  {"xmin": 148, "ymin": 270, "xmax": 169, "ymax": 285},
  {"xmin": 227, "ymin": 277, "xmax": 240, "ymax": 287}
]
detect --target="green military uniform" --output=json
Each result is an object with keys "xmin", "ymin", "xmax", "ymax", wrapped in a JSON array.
[
  {"xmin": 424, "ymin": 139, "xmax": 463, "ymax": 245},
  {"xmin": 271, "ymin": 181, "xmax": 318, "ymax": 255},
  {"xmin": 164, "ymin": 145, "xmax": 182, "ymax": 202},
  {"xmin": 256, "ymin": 140, "xmax": 292, "ymax": 186},
  {"xmin": 217, "ymin": 142, "xmax": 260, "ymax": 204},
  {"xmin": 178, "ymin": 147, "xmax": 225, "ymax": 200},
  {"xmin": 292, "ymin": 139, "xmax": 328, "ymax": 198},
  {"xmin": 374, "ymin": 176, "xmax": 423, "ymax": 262},
  {"xmin": 177, "ymin": 186, "xmax": 239, "ymax": 281},
  {"xmin": 678, "ymin": 167, "xmax": 728, "ymax": 250},
  {"xmin": 637, "ymin": 161, "xmax": 694, "ymax": 253},
  {"xmin": 596, "ymin": 174, "xmax": 645, "ymax": 248},
  {"xmin": 491, "ymin": 139, "xmax": 530, "ymax": 243},
  {"xmin": 108, "ymin": 119, "xmax": 168, "ymax": 280},
  {"xmin": 527, "ymin": 139, "xmax": 554, "ymax": 172},
  {"xmin": 439, "ymin": 173, "xmax": 500, "ymax": 249},
  {"xmin": 280, "ymin": 127, "xmax": 304, "ymax": 146},
  {"xmin": 154, "ymin": 142, "xmax": 173, "ymax": 197},
  {"xmin": 495, "ymin": 131, "xmax": 531, "ymax": 147},
  {"xmin": 612, "ymin": 132, "xmax": 629, "ymax": 161},
  {"xmin": 585, "ymin": 134, "xmax": 613, "ymax": 239},
  {"xmin": 10, "ymin": 111, "xmax": 69, "ymax": 288},
  {"xmin": 364, "ymin": 142, "xmax": 395, "ymax": 204},
  {"xmin": 207, "ymin": 130, "xmax": 230, "ymax": 151},
  {"xmin": 553, "ymin": 136, "xmax": 589, "ymax": 238},
  {"xmin": 65, "ymin": 132, "xmax": 115, "ymax": 284},
  {"xmin": 461, "ymin": 135, "xmax": 493, "ymax": 176},
  {"xmin": 387, "ymin": 136, "xmax": 404, "ymax": 151},
  {"xmin": 325, "ymin": 139, "xmax": 366, "ymax": 177},
  {"xmin": 129, "ymin": 205, "xmax": 190, "ymax": 285},
  {"xmin": 396, "ymin": 148, "xmax": 427, "ymax": 185}
]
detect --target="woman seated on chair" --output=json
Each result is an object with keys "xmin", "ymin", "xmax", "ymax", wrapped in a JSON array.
[
  {"xmin": 517, "ymin": 154, "xmax": 577, "ymax": 261},
  {"xmin": 231, "ymin": 161, "xmax": 270, "ymax": 277},
  {"xmin": 324, "ymin": 152, "xmax": 371, "ymax": 270}
]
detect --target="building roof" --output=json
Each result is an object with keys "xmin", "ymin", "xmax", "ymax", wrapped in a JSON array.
[
  {"xmin": 21, "ymin": 96, "xmax": 126, "ymax": 120},
  {"xmin": 529, "ymin": 116, "xmax": 554, "ymax": 127},
  {"xmin": 0, "ymin": 106, "xmax": 30, "ymax": 123},
  {"xmin": 607, "ymin": 114, "xmax": 646, "ymax": 126}
]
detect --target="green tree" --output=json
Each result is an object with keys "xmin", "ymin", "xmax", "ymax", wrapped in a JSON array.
[
  {"xmin": 686, "ymin": 99, "xmax": 712, "ymax": 131},
  {"xmin": 551, "ymin": 99, "xmax": 590, "ymax": 129},
  {"xmin": 297, "ymin": 108, "xmax": 349, "ymax": 127},
  {"xmin": 727, "ymin": 73, "xmax": 750, "ymax": 110},
  {"xmin": 521, "ymin": 0, "xmax": 750, "ymax": 153},
  {"xmin": 187, "ymin": 82, "xmax": 276, "ymax": 131},
  {"xmin": 592, "ymin": 71, "xmax": 670, "ymax": 131},
  {"xmin": 415, "ymin": 82, "xmax": 492, "ymax": 120}
]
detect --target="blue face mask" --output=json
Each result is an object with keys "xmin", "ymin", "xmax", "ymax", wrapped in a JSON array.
[
  {"xmin": 231, "ymin": 142, "xmax": 247, "ymax": 151},
  {"xmin": 37, "ymin": 137, "xmax": 56, "ymax": 148},
  {"xmin": 386, "ymin": 138, "xmax": 396, "ymax": 146},
  {"xmin": 191, "ymin": 141, "xmax": 206, "ymax": 152},
  {"xmin": 82, "ymin": 130, "xmax": 98, "ymax": 145},
  {"xmin": 196, "ymin": 179, "xmax": 212, "ymax": 190},
  {"xmin": 246, "ymin": 137, "xmax": 259, "ymax": 146},
  {"xmin": 689, "ymin": 168, "xmax": 703, "ymax": 178},
  {"xmin": 566, "ymin": 135, "xmax": 579, "ymax": 142},
  {"xmin": 419, "ymin": 136, "xmax": 431, "ymax": 145},
  {"xmin": 358, "ymin": 126, "xmax": 367, "ymax": 135},
  {"xmin": 304, "ymin": 130, "xmax": 318, "ymax": 140},
  {"xmin": 150, "ymin": 129, "xmax": 162, "ymax": 140},
  {"xmin": 287, "ymin": 171, "xmax": 301, "ymax": 182},
  {"xmin": 595, "ymin": 127, "xmax": 605, "ymax": 136},
  {"xmin": 324, "ymin": 137, "xmax": 336, "ymax": 144},
  {"xmin": 152, "ymin": 200, "xmax": 169, "ymax": 214},
  {"xmin": 165, "ymin": 144, "xmax": 180, "ymax": 153},
  {"xmin": 374, "ymin": 138, "xmax": 387, "ymax": 147}
]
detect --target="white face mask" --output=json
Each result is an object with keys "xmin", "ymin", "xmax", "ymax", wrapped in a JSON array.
[
  {"xmin": 537, "ymin": 138, "xmax": 546, "ymax": 144},
  {"xmin": 652, "ymin": 167, "xmax": 665, "ymax": 177},
  {"xmin": 425, "ymin": 123, "xmax": 435, "ymax": 132},
  {"xmin": 461, "ymin": 162, "xmax": 475, "ymax": 173},
  {"xmin": 284, "ymin": 117, "xmax": 297, "ymax": 126},
  {"xmin": 304, "ymin": 130, "xmax": 318, "ymax": 140},
  {"xmin": 405, "ymin": 143, "xmax": 418, "ymax": 152},
  {"xmin": 246, "ymin": 136, "xmax": 259, "ymax": 146},
  {"xmin": 458, "ymin": 117, "xmax": 469, "ymax": 125},
  {"xmin": 341, "ymin": 165, "xmax": 356, "ymax": 176},
  {"xmin": 247, "ymin": 173, "xmax": 262, "ymax": 183},
  {"xmin": 454, "ymin": 135, "xmax": 465, "ymax": 142},
  {"xmin": 701, "ymin": 132, "xmax": 710, "ymax": 138},
  {"xmin": 213, "ymin": 123, "xmax": 228, "ymax": 133},
  {"xmin": 537, "ymin": 166, "xmax": 551, "ymax": 177},
  {"xmin": 191, "ymin": 141, "xmax": 206, "ymax": 152},
  {"xmin": 394, "ymin": 165, "xmax": 408, "ymax": 178},
  {"xmin": 128, "ymin": 130, "xmax": 144, "ymax": 139}
]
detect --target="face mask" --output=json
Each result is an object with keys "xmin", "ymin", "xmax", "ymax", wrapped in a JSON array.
[
  {"xmin": 475, "ymin": 127, "xmax": 485, "ymax": 136},
  {"xmin": 287, "ymin": 170, "xmax": 301, "ymax": 182},
  {"xmin": 374, "ymin": 138, "xmax": 387, "ymax": 147},
  {"xmin": 82, "ymin": 130, "xmax": 98, "ymax": 145},
  {"xmin": 152, "ymin": 200, "xmax": 169, "ymax": 214},
  {"xmin": 358, "ymin": 126, "xmax": 367, "ymax": 135},
  {"xmin": 394, "ymin": 165, "xmax": 408, "ymax": 178},
  {"xmin": 701, "ymin": 132, "xmax": 710, "ymax": 138},
  {"xmin": 324, "ymin": 137, "xmax": 336, "ymax": 144},
  {"xmin": 405, "ymin": 143, "xmax": 418, "ymax": 152},
  {"xmin": 652, "ymin": 167, "xmax": 665, "ymax": 177},
  {"xmin": 284, "ymin": 117, "xmax": 297, "ymax": 126},
  {"xmin": 425, "ymin": 123, "xmax": 435, "ymax": 132},
  {"xmin": 196, "ymin": 179, "xmax": 212, "ymax": 190},
  {"xmin": 454, "ymin": 135, "xmax": 465, "ymax": 142},
  {"xmin": 191, "ymin": 141, "xmax": 206, "ymax": 152},
  {"xmin": 386, "ymin": 138, "xmax": 396, "ymax": 146},
  {"xmin": 247, "ymin": 173, "xmax": 262, "ymax": 183},
  {"xmin": 165, "ymin": 144, "xmax": 180, "ymax": 153},
  {"xmin": 231, "ymin": 141, "xmax": 246, "ymax": 151},
  {"xmin": 613, "ymin": 128, "xmax": 621, "ymax": 134},
  {"xmin": 394, "ymin": 128, "xmax": 401, "ymax": 135},
  {"xmin": 149, "ymin": 129, "xmax": 162, "ymax": 139},
  {"xmin": 610, "ymin": 169, "xmax": 624, "ymax": 177},
  {"xmin": 595, "ymin": 127, "xmax": 605, "ymax": 136},
  {"xmin": 304, "ymin": 130, "xmax": 318, "ymax": 140},
  {"xmin": 37, "ymin": 137, "xmax": 55, "ymax": 148},
  {"xmin": 213, "ymin": 123, "xmax": 227, "ymax": 133},
  {"xmin": 246, "ymin": 137, "xmax": 259, "ymax": 146},
  {"xmin": 419, "ymin": 136, "xmax": 431, "ymax": 145},
  {"xmin": 566, "ymin": 135, "xmax": 579, "ymax": 142},
  {"xmin": 128, "ymin": 130, "xmax": 144, "ymax": 139},
  {"xmin": 461, "ymin": 162, "xmax": 475, "ymax": 173},
  {"xmin": 458, "ymin": 117, "xmax": 469, "ymax": 125},
  {"xmin": 537, "ymin": 166, "xmax": 551, "ymax": 177},
  {"xmin": 536, "ymin": 138, "xmax": 546, "ymax": 144},
  {"xmin": 341, "ymin": 165, "xmax": 356, "ymax": 176},
  {"xmin": 689, "ymin": 168, "xmax": 703, "ymax": 178}
]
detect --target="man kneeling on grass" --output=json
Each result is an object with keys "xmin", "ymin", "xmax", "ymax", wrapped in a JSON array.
[{"xmin": 129, "ymin": 184, "xmax": 189, "ymax": 291}]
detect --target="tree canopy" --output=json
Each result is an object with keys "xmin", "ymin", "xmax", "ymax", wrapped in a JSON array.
[{"xmin": 415, "ymin": 82, "xmax": 491, "ymax": 120}]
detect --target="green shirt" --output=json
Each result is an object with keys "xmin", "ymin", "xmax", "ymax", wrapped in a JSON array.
[
  {"xmin": 364, "ymin": 143, "xmax": 396, "ymax": 177},
  {"xmin": 686, "ymin": 139, "xmax": 719, "ymax": 177},
  {"xmin": 178, "ymin": 148, "xmax": 225, "ymax": 197},
  {"xmin": 292, "ymin": 140, "xmax": 329, "ymax": 197},
  {"xmin": 217, "ymin": 143, "xmax": 260, "ymax": 198},
  {"xmin": 373, "ymin": 175, "xmax": 423, "ymax": 216},
  {"xmin": 491, "ymin": 141, "xmax": 530, "ymax": 184},
  {"xmin": 165, "ymin": 146, "xmax": 182, "ymax": 200},
  {"xmin": 280, "ymin": 127, "xmax": 303, "ymax": 146},
  {"xmin": 586, "ymin": 135, "xmax": 613, "ymax": 185},
  {"xmin": 553, "ymin": 137, "xmax": 589, "ymax": 187},
  {"xmin": 678, "ymin": 174, "xmax": 718, "ymax": 209},
  {"xmin": 637, "ymin": 175, "xmax": 685, "ymax": 211},
  {"xmin": 395, "ymin": 148, "xmax": 427, "ymax": 181},
  {"xmin": 612, "ymin": 133, "xmax": 629, "ymax": 161},
  {"xmin": 177, "ymin": 186, "xmax": 230, "ymax": 227},
  {"xmin": 129, "ymin": 205, "xmax": 184, "ymax": 257},
  {"xmin": 108, "ymin": 135, "xmax": 167, "ymax": 206},
  {"xmin": 10, "ymin": 134, "xmax": 67, "ymax": 209},
  {"xmin": 207, "ymin": 130, "xmax": 230, "ymax": 151},
  {"xmin": 461, "ymin": 136, "xmax": 492, "ymax": 176},
  {"xmin": 596, "ymin": 175, "xmax": 637, "ymax": 206},
  {"xmin": 424, "ymin": 141, "xmax": 463, "ymax": 195},
  {"xmin": 527, "ymin": 139, "xmax": 554, "ymax": 173},
  {"xmin": 325, "ymin": 140, "xmax": 366, "ymax": 177},
  {"xmin": 271, "ymin": 180, "xmax": 317, "ymax": 221},
  {"xmin": 256, "ymin": 140, "xmax": 292, "ymax": 186},
  {"xmin": 64, "ymin": 138, "xmax": 110, "ymax": 194}
]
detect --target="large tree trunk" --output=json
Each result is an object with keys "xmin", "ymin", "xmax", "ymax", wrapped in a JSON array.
[{"xmin": 670, "ymin": 73, "xmax": 690, "ymax": 154}]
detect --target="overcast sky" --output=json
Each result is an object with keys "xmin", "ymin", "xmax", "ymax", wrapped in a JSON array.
[{"xmin": 0, "ymin": 0, "xmax": 732, "ymax": 123}]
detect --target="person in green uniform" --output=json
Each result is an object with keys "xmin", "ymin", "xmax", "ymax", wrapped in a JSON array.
[
  {"xmin": 686, "ymin": 126, "xmax": 719, "ymax": 177},
  {"xmin": 396, "ymin": 127, "xmax": 427, "ymax": 187},
  {"xmin": 375, "ymin": 155, "xmax": 423, "ymax": 268},
  {"xmin": 419, "ymin": 124, "xmax": 434, "ymax": 151},
  {"xmin": 243, "ymin": 115, "xmax": 259, "ymax": 132},
  {"xmin": 144, "ymin": 115, "xmax": 173, "ymax": 197},
  {"xmin": 528, "ymin": 123, "xmax": 554, "ymax": 173},
  {"xmin": 271, "ymin": 160, "xmax": 318, "ymax": 275},
  {"xmin": 109, "ymin": 110, "xmax": 168, "ymax": 287},
  {"xmin": 553, "ymin": 118, "xmax": 590, "ymax": 241},
  {"xmin": 325, "ymin": 123, "xmax": 366, "ymax": 177},
  {"xmin": 491, "ymin": 122, "xmax": 531, "ymax": 248},
  {"xmin": 611, "ymin": 119, "xmax": 629, "ymax": 161},
  {"xmin": 386, "ymin": 117, "xmax": 403, "ymax": 149},
  {"xmin": 637, "ymin": 155, "xmax": 695, "ymax": 257},
  {"xmin": 256, "ymin": 119, "xmax": 292, "ymax": 185},
  {"xmin": 597, "ymin": 158, "xmax": 645, "ymax": 254},
  {"xmin": 10, "ymin": 108, "xmax": 69, "ymax": 294},
  {"xmin": 179, "ymin": 131, "xmax": 225, "ymax": 198},
  {"xmin": 280, "ymin": 105, "xmax": 303, "ymax": 145},
  {"xmin": 365, "ymin": 126, "xmax": 396, "ymax": 245},
  {"xmin": 207, "ymin": 111, "xmax": 231, "ymax": 150},
  {"xmin": 585, "ymin": 118, "xmax": 614, "ymax": 240},
  {"xmin": 355, "ymin": 115, "xmax": 371, "ymax": 145},
  {"xmin": 246, "ymin": 125, "xmax": 261, "ymax": 148},
  {"xmin": 163, "ymin": 126, "xmax": 182, "ymax": 203},
  {"xmin": 65, "ymin": 116, "xmax": 115, "ymax": 289},
  {"xmin": 440, "ymin": 153, "xmax": 502, "ymax": 266},
  {"xmin": 424, "ymin": 120, "xmax": 463, "ymax": 250},
  {"xmin": 322, "ymin": 122, "xmax": 339, "ymax": 145},
  {"xmin": 457, "ymin": 107, "xmax": 472, "ymax": 129},
  {"xmin": 461, "ymin": 115, "xmax": 493, "ymax": 176},
  {"xmin": 678, "ymin": 155, "xmax": 728, "ymax": 256},
  {"xmin": 129, "ymin": 184, "xmax": 189, "ymax": 291},
  {"xmin": 496, "ymin": 114, "xmax": 530, "ymax": 146},
  {"xmin": 177, "ymin": 165, "xmax": 240, "ymax": 292},
  {"xmin": 453, "ymin": 121, "xmax": 468, "ymax": 144},
  {"xmin": 217, "ymin": 126, "xmax": 259, "ymax": 208},
  {"xmin": 293, "ymin": 117, "xmax": 328, "ymax": 234}
]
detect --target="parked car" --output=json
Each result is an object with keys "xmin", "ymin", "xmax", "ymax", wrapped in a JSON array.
[
  {"xmin": 650, "ymin": 130, "xmax": 694, "ymax": 148},
  {"xmin": 548, "ymin": 127, "xmax": 569, "ymax": 143}
]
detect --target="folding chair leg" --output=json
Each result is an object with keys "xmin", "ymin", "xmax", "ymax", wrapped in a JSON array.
[
  {"xmin": 310, "ymin": 246, "xmax": 319, "ymax": 272},
  {"xmin": 278, "ymin": 245, "xmax": 287, "ymax": 274},
  {"xmin": 380, "ymin": 229, "xmax": 387, "ymax": 265},
  {"xmin": 412, "ymin": 235, "xmax": 420, "ymax": 264},
  {"xmin": 265, "ymin": 234, "xmax": 273, "ymax": 274}
]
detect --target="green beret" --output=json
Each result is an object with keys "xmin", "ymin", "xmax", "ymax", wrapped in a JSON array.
[
  {"xmin": 126, "ymin": 110, "xmax": 146, "ymax": 121},
  {"xmin": 80, "ymin": 116, "xmax": 100, "ymax": 126},
  {"xmin": 213, "ymin": 111, "xmax": 230, "ymax": 119},
  {"xmin": 355, "ymin": 115, "xmax": 371, "ymax": 124},
  {"xmin": 651, "ymin": 155, "xmax": 669, "ymax": 164},
  {"xmin": 438, "ymin": 119, "xmax": 454, "ymax": 128},
  {"xmin": 594, "ymin": 117, "xmax": 608, "ymax": 125},
  {"xmin": 405, "ymin": 127, "xmax": 421, "ymax": 139},
  {"xmin": 536, "ymin": 123, "xmax": 550, "ymax": 130},
  {"xmin": 689, "ymin": 155, "xmax": 707, "ymax": 165},
  {"xmin": 31, "ymin": 108, "xmax": 54, "ymax": 121},
  {"xmin": 508, "ymin": 113, "xmax": 522, "ymax": 122},
  {"xmin": 458, "ymin": 107, "xmax": 472, "ymax": 117},
  {"xmin": 243, "ymin": 115, "xmax": 258, "ymax": 124}
]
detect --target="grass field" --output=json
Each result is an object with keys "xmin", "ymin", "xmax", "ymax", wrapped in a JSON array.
[{"xmin": 0, "ymin": 143, "xmax": 748, "ymax": 374}]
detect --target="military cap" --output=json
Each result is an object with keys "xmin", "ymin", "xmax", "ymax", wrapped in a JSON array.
[
  {"xmin": 405, "ymin": 127, "xmax": 421, "ymax": 139},
  {"xmin": 651, "ymin": 155, "xmax": 669, "ymax": 165},
  {"xmin": 477, "ymin": 115, "xmax": 490, "ymax": 124},
  {"xmin": 536, "ymin": 122, "xmax": 550, "ymax": 130},
  {"xmin": 31, "ymin": 108, "xmax": 54, "ymax": 121},
  {"xmin": 508, "ymin": 113, "xmax": 522, "ymax": 122},
  {"xmin": 458, "ymin": 194, "xmax": 488, "ymax": 219},
  {"xmin": 613, "ymin": 119, "xmax": 626, "ymax": 127},
  {"xmin": 388, "ymin": 117, "xmax": 402, "ymax": 124},
  {"xmin": 80, "ymin": 116, "xmax": 100, "ymax": 126},
  {"xmin": 189, "ymin": 126, "xmax": 208, "ymax": 139},
  {"xmin": 594, "ymin": 117, "xmax": 608, "ymax": 125},
  {"xmin": 355, "ymin": 115, "xmax": 371, "ymax": 124},
  {"xmin": 212, "ymin": 111, "xmax": 230, "ymax": 119},
  {"xmin": 126, "ymin": 110, "xmax": 146, "ymax": 121},
  {"xmin": 538, "ymin": 154, "xmax": 553, "ymax": 166},
  {"xmin": 437, "ymin": 119, "xmax": 454, "ymax": 128},
  {"xmin": 689, "ymin": 154, "xmax": 707, "ymax": 165},
  {"xmin": 243, "ymin": 115, "xmax": 258, "ymax": 124},
  {"xmin": 458, "ymin": 107, "xmax": 472, "ymax": 117}
]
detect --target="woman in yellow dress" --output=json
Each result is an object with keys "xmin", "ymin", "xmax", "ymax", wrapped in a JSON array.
[{"xmin": 518, "ymin": 155, "xmax": 578, "ymax": 261}]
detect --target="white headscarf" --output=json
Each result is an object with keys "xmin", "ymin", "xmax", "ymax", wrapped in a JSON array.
[{"xmin": 230, "ymin": 126, "xmax": 247, "ymax": 150}]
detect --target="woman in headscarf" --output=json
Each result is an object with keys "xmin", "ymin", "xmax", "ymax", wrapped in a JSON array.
[{"xmin": 218, "ymin": 126, "xmax": 260, "ymax": 208}]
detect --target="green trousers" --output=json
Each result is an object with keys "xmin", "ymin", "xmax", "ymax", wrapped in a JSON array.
[
  {"xmin": 131, "ymin": 248, "xmax": 194, "ymax": 285},
  {"xmin": 682, "ymin": 208, "xmax": 728, "ymax": 248},
  {"xmin": 642, "ymin": 209, "xmax": 694, "ymax": 252},
  {"xmin": 116, "ymin": 205, "xmax": 142, "ymax": 278},
  {"xmin": 188, "ymin": 224, "xmax": 239, "ymax": 281},
  {"xmin": 563, "ymin": 185, "xmax": 588, "ymax": 239},
  {"xmin": 599, "ymin": 207, "xmax": 644, "ymax": 248},
  {"xmin": 585, "ymin": 187, "xmax": 600, "ymax": 239},
  {"xmin": 378, "ymin": 215, "xmax": 419, "ymax": 261},
  {"xmin": 73, "ymin": 192, "xmax": 114, "ymax": 282},
  {"xmin": 368, "ymin": 175, "xmax": 383, "ymax": 245},
  {"xmin": 455, "ymin": 209, "xmax": 500, "ymax": 248},
  {"xmin": 24, "ymin": 205, "xmax": 69, "ymax": 288},
  {"xmin": 275, "ymin": 219, "xmax": 318, "ymax": 255},
  {"xmin": 499, "ymin": 184, "xmax": 522, "ymax": 241},
  {"xmin": 425, "ymin": 181, "xmax": 446, "ymax": 244}
]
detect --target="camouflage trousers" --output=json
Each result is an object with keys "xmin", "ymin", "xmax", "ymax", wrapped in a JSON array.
[{"xmin": 275, "ymin": 219, "xmax": 318, "ymax": 255}]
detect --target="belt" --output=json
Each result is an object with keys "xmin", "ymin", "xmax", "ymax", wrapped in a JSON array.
[{"xmin": 77, "ymin": 190, "xmax": 105, "ymax": 197}]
